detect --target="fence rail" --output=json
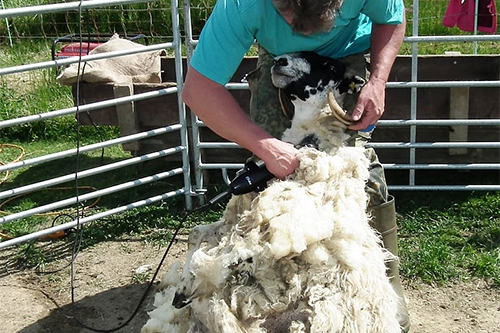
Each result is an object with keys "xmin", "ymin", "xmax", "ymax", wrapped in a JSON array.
[{"xmin": 0, "ymin": 0, "xmax": 157, "ymax": 19}]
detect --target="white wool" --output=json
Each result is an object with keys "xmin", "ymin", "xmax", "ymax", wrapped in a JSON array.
[
  {"xmin": 142, "ymin": 147, "xmax": 400, "ymax": 333},
  {"xmin": 250, "ymin": 181, "xmax": 335, "ymax": 259},
  {"xmin": 190, "ymin": 248, "xmax": 230, "ymax": 288},
  {"xmin": 159, "ymin": 261, "xmax": 182, "ymax": 289},
  {"xmin": 301, "ymin": 242, "xmax": 336, "ymax": 265},
  {"xmin": 141, "ymin": 286, "xmax": 191, "ymax": 333},
  {"xmin": 289, "ymin": 321, "xmax": 307, "ymax": 333}
]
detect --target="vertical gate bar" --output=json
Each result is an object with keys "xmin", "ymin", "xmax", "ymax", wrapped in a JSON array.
[
  {"xmin": 172, "ymin": 0, "xmax": 192, "ymax": 210},
  {"xmin": 183, "ymin": 0, "xmax": 206, "ymax": 205},
  {"xmin": 408, "ymin": 0, "xmax": 420, "ymax": 187},
  {"xmin": 473, "ymin": 0, "xmax": 479, "ymax": 54}
]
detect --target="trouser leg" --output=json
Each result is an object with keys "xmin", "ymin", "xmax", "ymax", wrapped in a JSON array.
[
  {"xmin": 247, "ymin": 47, "xmax": 410, "ymax": 332},
  {"xmin": 246, "ymin": 46, "xmax": 291, "ymax": 138}
]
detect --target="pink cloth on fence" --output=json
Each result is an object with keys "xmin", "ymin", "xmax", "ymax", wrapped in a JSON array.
[{"xmin": 442, "ymin": 0, "xmax": 498, "ymax": 34}]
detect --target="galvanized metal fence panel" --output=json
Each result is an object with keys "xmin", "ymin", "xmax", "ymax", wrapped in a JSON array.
[
  {"xmin": 0, "ymin": 0, "xmax": 191, "ymax": 249},
  {"xmin": 182, "ymin": 0, "xmax": 500, "ymax": 196}
]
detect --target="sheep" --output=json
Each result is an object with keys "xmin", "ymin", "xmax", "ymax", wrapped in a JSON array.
[{"xmin": 142, "ymin": 51, "xmax": 400, "ymax": 333}]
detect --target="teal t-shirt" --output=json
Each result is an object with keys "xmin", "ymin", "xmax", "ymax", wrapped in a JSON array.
[{"xmin": 191, "ymin": 0, "xmax": 404, "ymax": 85}]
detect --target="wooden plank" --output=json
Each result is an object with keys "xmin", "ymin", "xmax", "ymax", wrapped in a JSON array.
[
  {"xmin": 449, "ymin": 87, "xmax": 470, "ymax": 155},
  {"xmin": 113, "ymin": 84, "xmax": 139, "ymax": 152}
]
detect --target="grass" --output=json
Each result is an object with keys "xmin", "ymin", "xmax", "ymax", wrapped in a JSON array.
[
  {"xmin": 1, "ymin": 2, "xmax": 499, "ymax": 286},
  {"xmin": 396, "ymin": 191, "xmax": 500, "ymax": 286}
]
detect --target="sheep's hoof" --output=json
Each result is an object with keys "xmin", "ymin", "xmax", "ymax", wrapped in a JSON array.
[{"xmin": 172, "ymin": 291, "xmax": 191, "ymax": 308}]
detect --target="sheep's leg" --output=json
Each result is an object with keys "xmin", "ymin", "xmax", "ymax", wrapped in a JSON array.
[
  {"xmin": 173, "ymin": 220, "xmax": 226, "ymax": 308},
  {"xmin": 187, "ymin": 316, "xmax": 212, "ymax": 333}
]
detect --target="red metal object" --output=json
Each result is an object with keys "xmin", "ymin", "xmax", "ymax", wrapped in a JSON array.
[
  {"xmin": 56, "ymin": 42, "xmax": 102, "ymax": 59},
  {"xmin": 51, "ymin": 33, "xmax": 148, "ymax": 61}
]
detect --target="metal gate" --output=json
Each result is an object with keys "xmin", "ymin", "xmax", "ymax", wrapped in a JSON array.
[
  {"xmin": 182, "ymin": 0, "xmax": 500, "ymax": 196},
  {"xmin": 0, "ymin": 0, "xmax": 191, "ymax": 249}
]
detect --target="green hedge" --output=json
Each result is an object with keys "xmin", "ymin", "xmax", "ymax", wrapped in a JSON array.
[{"xmin": 2, "ymin": 0, "xmax": 490, "ymax": 40}]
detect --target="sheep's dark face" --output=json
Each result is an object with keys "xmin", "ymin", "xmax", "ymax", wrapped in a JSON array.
[
  {"xmin": 271, "ymin": 52, "xmax": 366, "ymax": 127},
  {"xmin": 271, "ymin": 52, "xmax": 346, "ymax": 103}
]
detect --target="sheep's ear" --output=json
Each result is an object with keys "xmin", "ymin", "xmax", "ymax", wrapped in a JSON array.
[
  {"xmin": 337, "ymin": 75, "xmax": 366, "ymax": 95},
  {"xmin": 347, "ymin": 75, "xmax": 366, "ymax": 94},
  {"xmin": 278, "ymin": 89, "xmax": 295, "ymax": 120}
]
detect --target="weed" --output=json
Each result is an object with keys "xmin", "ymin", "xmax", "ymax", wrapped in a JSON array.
[{"xmin": 131, "ymin": 271, "xmax": 152, "ymax": 284}]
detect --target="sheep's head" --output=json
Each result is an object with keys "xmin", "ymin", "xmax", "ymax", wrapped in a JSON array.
[{"xmin": 271, "ymin": 51, "xmax": 366, "ymax": 126}]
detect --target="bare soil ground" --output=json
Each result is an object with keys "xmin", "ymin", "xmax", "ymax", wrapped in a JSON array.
[{"xmin": 1, "ymin": 236, "xmax": 498, "ymax": 333}]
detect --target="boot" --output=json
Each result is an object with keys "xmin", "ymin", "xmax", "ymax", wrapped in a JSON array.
[{"xmin": 371, "ymin": 195, "xmax": 411, "ymax": 333}]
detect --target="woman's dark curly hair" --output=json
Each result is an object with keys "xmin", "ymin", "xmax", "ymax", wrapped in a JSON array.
[{"xmin": 272, "ymin": 0, "xmax": 343, "ymax": 33}]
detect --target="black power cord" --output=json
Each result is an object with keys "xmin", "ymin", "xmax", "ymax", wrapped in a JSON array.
[
  {"xmin": 70, "ymin": 160, "xmax": 275, "ymax": 331},
  {"xmin": 66, "ymin": 1, "xmax": 275, "ymax": 328},
  {"xmin": 71, "ymin": 197, "xmax": 220, "ymax": 332}
]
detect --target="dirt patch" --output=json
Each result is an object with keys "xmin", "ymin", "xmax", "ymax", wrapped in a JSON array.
[
  {"xmin": 406, "ymin": 281, "xmax": 499, "ymax": 333},
  {"xmin": 1, "ymin": 237, "xmax": 498, "ymax": 333}
]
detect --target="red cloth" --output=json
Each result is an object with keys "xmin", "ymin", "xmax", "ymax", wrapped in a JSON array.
[{"xmin": 442, "ymin": 0, "xmax": 498, "ymax": 34}]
